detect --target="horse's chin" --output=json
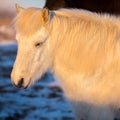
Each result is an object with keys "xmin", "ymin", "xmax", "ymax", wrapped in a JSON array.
[
  {"xmin": 23, "ymin": 84, "xmax": 31, "ymax": 89},
  {"xmin": 25, "ymin": 77, "xmax": 40, "ymax": 89},
  {"xmin": 24, "ymin": 80, "xmax": 35, "ymax": 89},
  {"xmin": 20, "ymin": 83, "xmax": 33, "ymax": 89}
]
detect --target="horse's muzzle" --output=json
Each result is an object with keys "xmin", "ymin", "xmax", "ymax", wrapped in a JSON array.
[{"xmin": 12, "ymin": 78, "xmax": 29, "ymax": 89}]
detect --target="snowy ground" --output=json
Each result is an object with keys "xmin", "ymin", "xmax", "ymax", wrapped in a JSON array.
[{"xmin": 0, "ymin": 41, "xmax": 75, "ymax": 120}]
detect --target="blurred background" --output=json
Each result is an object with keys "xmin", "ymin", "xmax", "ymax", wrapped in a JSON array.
[
  {"xmin": 0, "ymin": 0, "xmax": 45, "ymax": 41},
  {"xmin": 0, "ymin": 0, "xmax": 120, "ymax": 120}
]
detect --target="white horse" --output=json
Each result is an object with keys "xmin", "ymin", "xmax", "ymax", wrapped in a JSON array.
[{"xmin": 11, "ymin": 4, "xmax": 120, "ymax": 120}]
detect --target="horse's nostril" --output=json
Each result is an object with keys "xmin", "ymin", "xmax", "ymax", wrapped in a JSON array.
[{"xmin": 18, "ymin": 78, "xmax": 24, "ymax": 88}]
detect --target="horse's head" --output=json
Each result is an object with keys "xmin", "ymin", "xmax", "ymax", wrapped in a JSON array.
[{"xmin": 11, "ymin": 4, "xmax": 52, "ymax": 89}]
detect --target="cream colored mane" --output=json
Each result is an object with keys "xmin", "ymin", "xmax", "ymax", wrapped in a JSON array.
[
  {"xmin": 49, "ymin": 9, "xmax": 120, "ymax": 77},
  {"xmin": 55, "ymin": 9, "xmax": 120, "ymax": 26}
]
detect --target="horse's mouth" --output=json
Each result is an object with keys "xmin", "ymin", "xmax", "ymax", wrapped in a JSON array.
[
  {"xmin": 12, "ymin": 79, "xmax": 32, "ymax": 89},
  {"xmin": 12, "ymin": 82, "xmax": 29, "ymax": 89}
]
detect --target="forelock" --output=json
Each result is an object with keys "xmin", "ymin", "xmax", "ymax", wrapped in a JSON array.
[{"xmin": 14, "ymin": 7, "xmax": 43, "ymax": 38}]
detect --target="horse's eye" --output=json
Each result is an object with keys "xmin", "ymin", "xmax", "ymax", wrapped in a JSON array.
[{"xmin": 35, "ymin": 42, "xmax": 43, "ymax": 47}]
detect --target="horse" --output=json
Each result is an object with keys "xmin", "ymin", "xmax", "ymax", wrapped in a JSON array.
[{"xmin": 11, "ymin": 4, "xmax": 120, "ymax": 120}]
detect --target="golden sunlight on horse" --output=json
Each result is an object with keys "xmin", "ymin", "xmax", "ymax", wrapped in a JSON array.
[{"xmin": 11, "ymin": 4, "xmax": 120, "ymax": 120}]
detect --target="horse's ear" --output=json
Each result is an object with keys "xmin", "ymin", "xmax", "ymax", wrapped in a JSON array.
[
  {"xmin": 42, "ymin": 7, "xmax": 50, "ymax": 23},
  {"xmin": 16, "ymin": 4, "xmax": 24, "ymax": 13}
]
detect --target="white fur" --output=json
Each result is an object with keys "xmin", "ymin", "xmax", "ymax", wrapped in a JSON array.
[{"xmin": 11, "ymin": 7, "xmax": 120, "ymax": 120}]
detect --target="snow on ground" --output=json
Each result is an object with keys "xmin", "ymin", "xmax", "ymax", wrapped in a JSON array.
[{"xmin": 0, "ymin": 42, "xmax": 75, "ymax": 120}]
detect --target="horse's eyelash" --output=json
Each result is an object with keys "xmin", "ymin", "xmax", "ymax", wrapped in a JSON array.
[{"xmin": 35, "ymin": 42, "xmax": 43, "ymax": 47}]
